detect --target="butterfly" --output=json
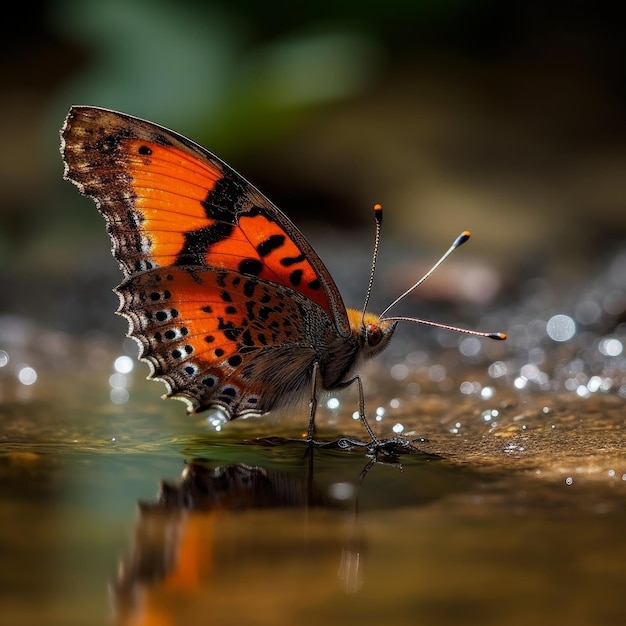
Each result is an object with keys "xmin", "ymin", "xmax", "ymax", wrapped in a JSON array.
[{"xmin": 61, "ymin": 106, "xmax": 505, "ymax": 453}]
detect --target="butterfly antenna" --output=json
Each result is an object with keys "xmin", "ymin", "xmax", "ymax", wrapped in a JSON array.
[
  {"xmin": 360, "ymin": 203, "xmax": 384, "ymax": 327},
  {"xmin": 382, "ymin": 315, "xmax": 506, "ymax": 340},
  {"xmin": 380, "ymin": 230, "xmax": 506, "ymax": 341},
  {"xmin": 379, "ymin": 230, "xmax": 471, "ymax": 318}
]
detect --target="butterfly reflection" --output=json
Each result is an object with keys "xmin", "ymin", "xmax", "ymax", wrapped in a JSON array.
[{"xmin": 111, "ymin": 455, "xmax": 373, "ymax": 625}]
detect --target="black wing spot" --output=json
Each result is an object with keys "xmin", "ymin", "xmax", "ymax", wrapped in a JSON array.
[
  {"xmin": 289, "ymin": 269, "xmax": 303, "ymax": 287},
  {"xmin": 239, "ymin": 258, "xmax": 263, "ymax": 276},
  {"xmin": 280, "ymin": 253, "xmax": 305, "ymax": 267},
  {"xmin": 240, "ymin": 329, "xmax": 254, "ymax": 347},
  {"xmin": 243, "ymin": 280, "xmax": 257, "ymax": 298},
  {"xmin": 201, "ymin": 176, "xmax": 242, "ymax": 222},
  {"xmin": 257, "ymin": 234, "xmax": 286, "ymax": 257},
  {"xmin": 221, "ymin": 386, "xmax": 237, "ymax": 398},
  {"xmin": 217, "ymin": 318, "xmax": 235, "ymax": 330},
  {"xmin": 175, "ymin": 222, "xmax": 234, "ymax": 266},
  {"xmin": 245, "ymin": 301, "xmax": 256, "ymax": 321},
  {"xmin": 224, "ymin": 328, "xmax": 241, "ymax": 341},
  {"xmin": 138, "ymin": 145, "xmax": 152, "ymax": 156},
  {"xmin": 228, "ymin": 355, "xmax": 243, "ymax": 368}
]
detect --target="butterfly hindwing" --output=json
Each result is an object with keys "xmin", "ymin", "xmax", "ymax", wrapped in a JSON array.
[
  {"xmin": 117, "ymin": 267, "xmax": 319, "ymax": 415},
  {"xmin": 61, "ymin": 106, "xmax": 350, "ymax": 334}
]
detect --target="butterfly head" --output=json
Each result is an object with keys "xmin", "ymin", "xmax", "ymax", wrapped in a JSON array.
[{"xmin": 347, "ymin": 309, "xmax": 398, "ymax": 359}]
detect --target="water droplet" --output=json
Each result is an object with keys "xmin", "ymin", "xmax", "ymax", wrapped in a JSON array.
[
  {"xmin": 428, "ymin": 364, "xmax": 446, "ymax": 382},
  {"xmin": 546, "ymin": 314, "xmax": 576, "ymax": 342},
  {"xmin": 481, "ymin": 386, "xmax": 495, "ymax": 400},
  {"xmin": 328, "ymin": 482, "xmax": 355, "ymax": 500},
  {"xmin": 114, "ymin": 355, "xmax": 134, "ymax": 374},
  {"xmin": 17, "ymin": 365, "xmax": 37, "ymax": 386},
  {"xmin": 488, "ymin": 361, "xmax": 507, "ymax": 378},
  {"xmin": 598, "ymin": 337, "xmax": 623, "ymax": 357},
  {"xmin": 110, "ymin": 387, "xmax": 129, "ymax": 404},
  {"xmin": 459, "ymin": 336, "xmax": 482, "ymax": 357},
  {"xmin": 326, "ymin": 397, "xmax": 340, "ymax": 410},
  {"xmin": 390, "ymin": 363, "xmax": 409, "ymax": 380}
]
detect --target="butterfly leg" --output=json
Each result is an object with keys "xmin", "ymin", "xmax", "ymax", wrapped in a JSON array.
[
  {"xmin": 333, "ymin": 375, "xmax": 380, "ymax": 443},
  {"xmin": 310, "ymin": 370, "xmax": 419, "ymax": 458},
  {"xmin": 306, "ymin": 361, "xmax": 320, "ymax": 442},
  {"xmin": 337, "ymin": 375, "xmax": 418, "ymax": 458}
]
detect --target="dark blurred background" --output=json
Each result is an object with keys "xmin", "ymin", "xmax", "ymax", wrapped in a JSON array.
[{"xmin": 2, "ymin": 0, "xmax": 625, "ymax": 337}]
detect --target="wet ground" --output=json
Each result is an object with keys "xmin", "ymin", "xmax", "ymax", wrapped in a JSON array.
[
  {"xmin": 1, "ymin": 373, "xmax": 624, "ymax": 626},
  {"xmin": 1, "ymin": 239, "xmax": 625, "ymax": 625}
]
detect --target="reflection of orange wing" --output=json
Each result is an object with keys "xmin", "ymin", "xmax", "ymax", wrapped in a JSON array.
[
  {"xmin": 61, "ymin": 106, "xmax": 349, "ymax": 333},
  {"xmin": 111, "ymin": 461, "xmax": 329, "ymax": 626}
]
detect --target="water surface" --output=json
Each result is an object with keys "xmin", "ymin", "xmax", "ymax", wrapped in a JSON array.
[{"xmin": 1, "ymin": 364, "xmax": 624, "ymax": 626}]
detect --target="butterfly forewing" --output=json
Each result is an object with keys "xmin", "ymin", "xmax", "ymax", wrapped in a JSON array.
[{"xmin": 61, "ymin": 106, "xmax": 350, "ymax": 334}]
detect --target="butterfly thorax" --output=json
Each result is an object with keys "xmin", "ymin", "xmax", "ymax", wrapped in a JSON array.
[{"xmin": 318, "ymin": 308, "xmax": 397, "ymax": 390}]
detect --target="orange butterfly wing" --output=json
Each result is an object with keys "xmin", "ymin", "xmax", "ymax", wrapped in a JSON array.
[
  {"xmin": 61, "ymin": 106, "xmax": 350, "ymax": 333},
  {"xmin": 61, "ymin": 106, "xmax": 353, "ymax": 416}
]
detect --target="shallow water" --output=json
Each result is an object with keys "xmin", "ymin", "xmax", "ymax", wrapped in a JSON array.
[{"xmin": 1, "ymin": 360, "xmax": 625, "ymax": 626}]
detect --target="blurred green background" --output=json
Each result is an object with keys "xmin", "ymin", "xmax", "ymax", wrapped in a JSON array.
[{"xmin": 2, "ymin": 0, "xmax": 625, "ymax": 335}]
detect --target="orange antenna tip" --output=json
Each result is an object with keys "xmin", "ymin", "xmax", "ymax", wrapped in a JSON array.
[
  {"xmin": 453, "ymin": 231, "xmax": 471, "ymax": 248},
  {"xmin": 373, "ymin": 203, "xmax": 383, "ymax": 224},
  {"xmin": 490, "ymin": 332, "xmax": 507, "ymax": 341}
]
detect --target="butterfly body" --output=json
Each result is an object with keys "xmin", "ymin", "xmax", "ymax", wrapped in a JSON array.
[{"xmin": 61, "ymin": 106, "xmax": 396, "ymax": 425}]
